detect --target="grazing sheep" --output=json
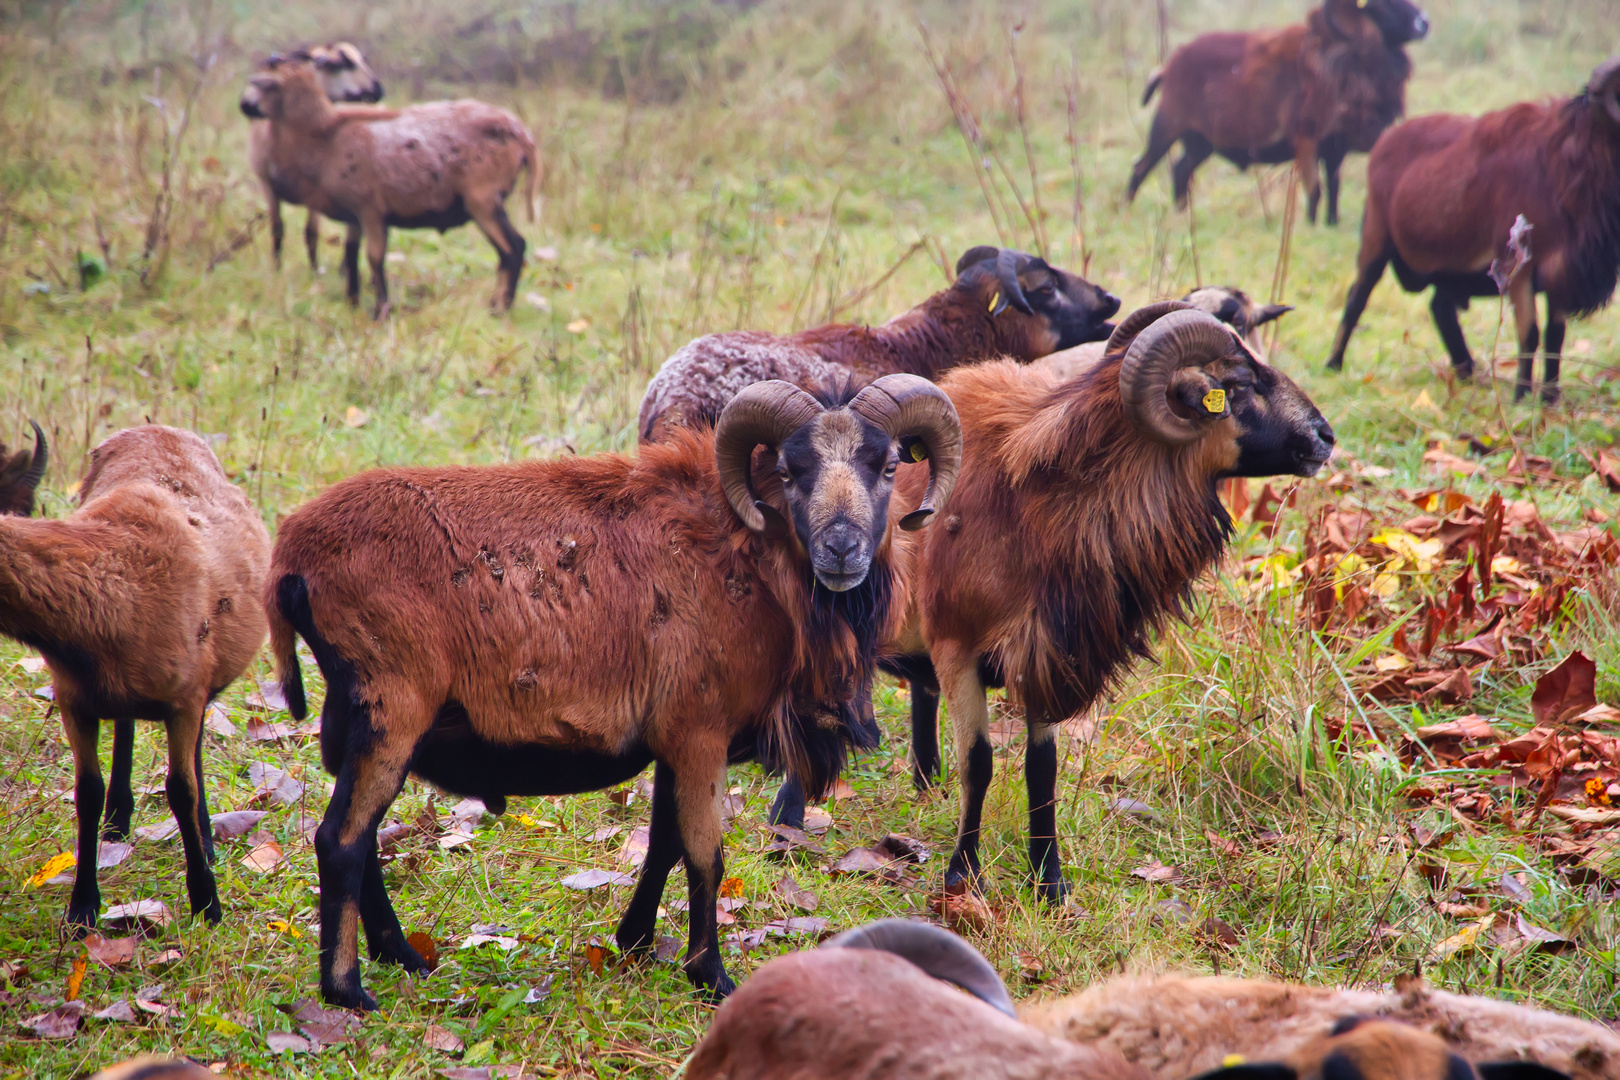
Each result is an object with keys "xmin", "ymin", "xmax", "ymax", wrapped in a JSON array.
[
  {"xmin": 892, "ymin": 303, "xmax": 1333, "ymax": 900},
  {"xmin": 691, "ymin": 921, "xmax": 1599, "ymax": 1080},
  {"xmin": 1130, "ymin": 0, "xmax": 1429, "ymax": 224},
  {"xmin": 0, "ymin": 420, "xmax": 47, "ymax": 517},
  {"xmin": 0, "ymin": 426, "xmax": 270, "ymax": 930},
  {"xmin": 1325, "ymin": 57, "xmax": 1620, "ymax": 403},
  {"xmin": 247, "ymin": 43, "xmax": 384, "ymax": 270},
  {"xmin": 264, "ymin": 375, "xmax": 960, "ymax": 1009},
  {"xmin": 239, "ymin": 56, "xmax": 540, "ymax": 318},
  {"xmin": 85, "ymin": 1059, "xmax": 217, "ymax": 1080},
  {"xmin": 637, "ymin": 245, "xmax": 1121, "ymax": 443},
  {"xmin": 1036, "ymin": 287, "xmax": 1292, "ymax": 381}
]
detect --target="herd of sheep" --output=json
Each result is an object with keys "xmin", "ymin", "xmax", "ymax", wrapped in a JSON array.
[{"xmin": 6, "ymin": 0, "xmax": 1620, "ymax": 1076}]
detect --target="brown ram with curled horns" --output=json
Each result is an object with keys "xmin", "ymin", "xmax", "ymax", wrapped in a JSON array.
[
  {"xmin": 1326, "ymin": 57, "xmax": 1620, "ymax": 403},
  {"xmin": 264, "ymin": 375, "xmax": 960, "ymax": 1010}
]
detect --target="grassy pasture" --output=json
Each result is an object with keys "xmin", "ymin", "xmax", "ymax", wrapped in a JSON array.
[{"xmin": 0, "ymin": 0, "xmax": 1617, "ymax": 1075}]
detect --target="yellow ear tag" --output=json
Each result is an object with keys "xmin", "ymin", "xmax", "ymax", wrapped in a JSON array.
[
  {"xmin": 1223, "ymin": 1055, "xmax": 1248, "ymax": 1069},
  {"xmin": 909, "ymin": 442, "xmax": 928, "ymax": 463},
  {"xmin": 1203, "ymin": 388, "xmax": 1227, "ymax": 414},
  {"xmin": 987, "ymin": 291, "xmax": 1000, "ymax": 313}
]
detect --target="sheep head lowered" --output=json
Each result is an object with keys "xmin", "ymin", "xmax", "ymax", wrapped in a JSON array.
[
  {"xmin": 0, "ymin": 421, "xmax": 47, "ymax": 517},
  {"xmin": 954, "ymin": 245, "xmax": 1121, "ymax": 353},
  {"xmin": 719, "ymin": 376, "xmax": 960, "ymax": 592}
]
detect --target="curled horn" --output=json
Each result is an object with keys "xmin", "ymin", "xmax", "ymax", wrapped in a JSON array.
[
  {"xmin": 823, "ymin": 919, "xmax": 1016, "ymax": 1018},
  {"xmin": 992, "ymin": 248, "xmax": 1032, "ymax": 317},
  {"xmin": 1104, "ymin": 299, "xmax": 1197, "ymax": 356},
  {"xmin": 848, "ymin": 374, "xmax": 961, "ymax": 531},
  {"xmin": 23, "ymin": 420, "xmax": 47, "ymax": 495},
  {"xmin": 1590, "ymin": 56, "xmax": 1620, "ymax": 124},
  {"xmin": 1119, "ymin": 308, "xmax": 1242, "ymax": 445},
  {"xmin": 714, "ymin": 380, "xmax": 825, "ymax": 534}
]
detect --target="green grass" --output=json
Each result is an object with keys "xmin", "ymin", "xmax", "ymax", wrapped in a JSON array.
[{"xmin": 1, "ymin": 0, "xmax": 1618, "ymax": 1075}]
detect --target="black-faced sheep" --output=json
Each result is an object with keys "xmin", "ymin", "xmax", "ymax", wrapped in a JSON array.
[
  {"xmin": 636, "ymin": 245, "xmax": 1121, "ymax": 443},
  {"xmin": 0, "ymin": 426, "xmax": 270, "ymax": 930},
  {"xmin": 691, "ymin": 920, "xmax": 1600, "ymax": 1080},
  {"xmin": 248, "ymin": 43, "xmax": 384, "ymax": 271},
  {"xmin": 1325, "ymin": 57, "xmax": 1620, "ymax": 403},
  {"xmin": 891, "ymin": 303, "xmax": 1333, "ymax": 901},
  {"xmin": 1130, "ymin": 0, "xmax": 1429, "ymax": 224},
  {"xmin": 0, "ymin": 421, "xmax": 47, "ymax": 517},
  {"xmin": 239, "ymin": 56, "xmax": 540, "ymax": 318},
  {"xmin": 264, "ymin": 375, "xmax": 961, "ymax": 1009}
]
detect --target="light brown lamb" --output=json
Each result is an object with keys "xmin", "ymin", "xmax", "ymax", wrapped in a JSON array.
[
  {"xmin": 240, "ymin": 57, "xmax": 540, "ymax": 317},
  {"xmin": 0, "ymin": 426, "xmax": 270, "ymax": 930}
]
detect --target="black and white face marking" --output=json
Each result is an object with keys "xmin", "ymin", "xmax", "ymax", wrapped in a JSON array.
[
  {"xmin": 1223, "ymin": 355, "xmax": 1336, "ymax": 478},
  {"xmin": 1366, "ymin": 0, "xmax": 1430, "ymax": 44},
  {"xmin": 775, "ymin": 411, "xmax": 901, "ymax": 592}
]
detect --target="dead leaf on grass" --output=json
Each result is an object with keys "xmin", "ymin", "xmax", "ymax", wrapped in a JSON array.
[
  {"xmin": 407, "ymin": 932, "xmax": 440, "ymax": 970},
  {"xmin": 763, "ymin": 824, "xmax": 826, "ymax": 856},
  {"xmin": 24, "ymin": 1001, "xmax": 84, "ymax": 1039},
  {"xmin": 65, "ymin": 952, "xmax": 87, "ymax": 1000},
  {"xmin": 772, "ymin": 873, "xmax": 819, "ymax": 911},
  {"xmin": 93, "ymin": 999, "xmax": 136, "ymax": 1023},
  {"xmin": 829, "ymin": 846, "xmax": 900, "ymax": 877},
  {"xmin": 242, "ymin": 839, "xmax": 285, "ymax": 873},
  {"xmin": 1532, "ymin": 652, "xmax": 1598, "ymax": 726},
  {"xmin": 210, "ymin": 810, "xmax": 267, "ymax": 840},
  {"xmin": 617, "ymin": 825, "xmax": 649, "ymax": 868},
  {"xmin": 930, "ymin": 882, "xmax": 994, "ymax": 933},
  {"xmin": 425, "ymin": 1024, "xmax": 465, "ymax": 1054},
  {"xmin": 85, "ymin": 935, "xmax": 136, "ymax": 968},
  {"xmin": 291, "ymin": 997, "xmax": 362, "ymax": 1046},
  {"xmin": 266, "ymin": 1030, "xmax": 313, "ymax": 1054},
  {"xmin": 1203, "ymin": 829, "xmax": 1243, "ymax": 857},
  {"xmin": 560, "ymin": 868, "xmax": 634, "ymax": 890},
  {"xmin": 1130, "ymin": 859, "xmax": 1178, "ymax": 883},
  {"xmin": 103, "ymin": 900, "xmax": 172, "ymax": 932},
  {"xmin": 802, "ymin": 806, "xmax": 833, "ymax": 834}
]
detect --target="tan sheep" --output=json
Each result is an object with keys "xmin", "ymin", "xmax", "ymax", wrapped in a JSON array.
[
  {"xmin": 247, "ymin": 43, "xmax": 384, "ymax": 271},
  {"xmin": 240, "ymin": 56, "xmax": 540, "ymax": 317}
]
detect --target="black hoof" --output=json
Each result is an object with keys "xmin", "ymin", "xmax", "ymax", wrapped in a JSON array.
[
  {"xmin": 1036, "ymin": 877, "xmax": 1071, "ymax": 906},
  {"xmin": 66, "ymin": 908, "xmax": 98, "ymax": 934},
  {"xmin": 193, "ymin": 895, "xmax": 223, "ymax": 924},
  {"xmin": 692, "ymin": 971, "xmax": 736, "ymax": 1003},
  {"xmin": 1513, "ymin": 382, "xmax": 1532, "ymax": 403},
  {"xmin": 1324, "ymin": 358, "xmax": 1343, "ymax": 373},
  {"xmin": 1540, "ymin": 386, "xmax": 1560, "ymax": 406},
  {"xmin": 322, "ymin": 982, "xmax": 378, "ymax": 1012},
  {"xmin": 101, "ymin": 822, "xmax": 131, "ymax": 843}
]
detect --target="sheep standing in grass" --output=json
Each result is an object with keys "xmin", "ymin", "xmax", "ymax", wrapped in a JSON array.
[
  {"xmin": 890, "ymin": 303, "xmax": 1333, "ymax": 901},
  {"xmin": 240, "ymin": 55, "xmax": 540, "ymax": 318},
  {"xmin": 0, "ymin": 426, "xmax": 269, "ymax": 930},
  {"xmin": 264, "ymin": 375, "xmax": 960, "ymax": 1009},
  {"xmin": 247, "ymin": 43, "xmax": 384, "ymax": 271},
  {"xmin": 637, "ymin": 245, "xmax": 1121, "ymax": 443}
]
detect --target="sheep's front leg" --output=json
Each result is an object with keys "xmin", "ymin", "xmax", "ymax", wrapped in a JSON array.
[
  {"xmin": 304, "ymin": 209, "xmax": 322, "ymax": 272},
  {"xmin": 470, "ymin": 200, "xmax": 527, "ymax": 312},
  {"xmin": 342, "ymin": 224, "xmax": 362, "ymax": 306},
  {"xmin": 61, "ymin": 699, "xmax": 105, "ymax": 932},
  {"xmin": 1509, "ymin": 271, "xmax": 1540, "ymax": 402},
  {"xmin": 363, "ymin": 216, "xmax": 391, "ymax": 320},
  {"xmin": 102, "ymin": 718, "xmax": 136, "ymax": 842},
  {"xmin": 164, "ymin": 702, "xmax": 220, "ymax": 924},
  {"xmin": 617, "ymin": 760, "xmax": 684, "ymax": 953},
  {"xmin": 1541, "ymin": 300, "xmax": 1566, "ymax": 405},
  {"xmin": 939, "ymin": 648, "xmax": 992, "ymax": 895},
  {"xmin": 1026, "ymin": 720, "xmax": 1068, "ymax": 904},
  {"xmin": 266, "ymin": 188, "xmax": 285, "ymax": 269},
  {"xmin": 669, "ymin": 751, "xmax": 734, "ymax": 998}
]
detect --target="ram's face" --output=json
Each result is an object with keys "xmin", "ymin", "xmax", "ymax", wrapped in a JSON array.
[
  {"xmin": 307, "ymin": 43, "xmax": 384, "ymax": 103},
  {"xmin": 239, "ymin": 73, "xmax": 283, "ymax": 119},
  {"xmin": 774, "ymin": 411, "xmax": 901, "ymax": 592},
  {"xmin": 1024, "ymin": 261, "xmax": 1123, "ymax": 351},
  {"xmin": 1197, "ymin": 352, "xmax": 1336, "ymax": 479}
]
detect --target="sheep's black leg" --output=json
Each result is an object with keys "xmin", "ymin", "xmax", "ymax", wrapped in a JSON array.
[
  {"xmin": 1128, "ymin": 113, "xmax": 1177, "ymax": 202},
  {"xmin": 1326, "ymin": 249, "xmax": 1390, "ymax": 371},
  {"xmin": 1541, "ymin": 301, "xmax": 1566, "ymax": 405},
  {"xmin": 909, "ymin": 680, "xmax": 942, "ymax": 791},
  {"xmin": 1320, "ymin": 139, "xmax": 1346, "ymax": 226},
  {"xmin": 767, "ymin": 772, "xmax": 806, "ymax": 830},
  {"xmin": 942, "ymin": 656, "xmax": 992, "ymax": 894},
  {"xmin": 194, "ymin": 731, "xmax": 215, "ymax": 863},
  {"xmin": 304, "ymin": 210, "xmax": 321, "ymax": 272},
  {"xmin": 1026, "ymin": 721, "xmax": 1068, "ymax": 904},
  {"xmin": 1508, "ymin": 273, "xmax": 1539, "ymax": 402},
  {"xmin": 471, "ymin": 201, "xmax": 527, "ymax": 313},
  {"xmin": 1170, "ymin": 133, "xmax": 1214, "ymax": 210},
  {"xmin": 342, "ymin": 224, "xmax": 362, "ymax": 306},
  {"xmin": 62, "ymin": 700, "xmax": 104, "ymax": 932},
  {"xmin": 101, "ymin": 718, "xmax": 136, "ymax": 842},
  {"xmin": 164, "ymin": 702, "xmax": 220, "ymax": 924},
  {"xmin": 317, "ymin": 745, "xmax": 411, "ymax": 1011},
  {"xmin": 267, "ymin": 193, "xmax": 285, "ymax": 269},
  {"xmin": 617, "ymin": 760, "xmax": 684, "ymax": 955},
  {"xmin": 1429, "ymin": 288, "xmax": 1476, "ymax": 381},
  {"xmin": 359, "ymin": 842, "xmax": 425, "ymax": 970}
]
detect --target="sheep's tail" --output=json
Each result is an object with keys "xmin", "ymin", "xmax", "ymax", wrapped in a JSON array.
[
  {"xmin": 268, "ymin": 574, "xmax": 310, "ymax": 723},
  {"xmin": 1142, "ymin": 69, "xmax": 1163, "ymax": 106},
  {"xmin": 823, "ymin": 920, "xmax": 1017, "ymax": 1018}
]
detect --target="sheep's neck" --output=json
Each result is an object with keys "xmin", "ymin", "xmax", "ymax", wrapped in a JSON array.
[{"xmin": 1553, "ymin": 99, "xmax": 1620, "ymax": 316}]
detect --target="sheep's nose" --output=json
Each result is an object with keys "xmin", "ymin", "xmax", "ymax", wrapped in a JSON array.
[
  {"xmin": 1100, "ymin": 291, "xmax": 1122, "ymax": 317},
  {"xmin": 1413, "ymin": 13, "xmax": 1430, "ymax": 36},
  {"xmin": 1316, "ymin": 418, "xmax": 1336, "ymax": 447},
  {"xmin": 825, "ymin": 534, "xmax": 860, "ymax": 566}
]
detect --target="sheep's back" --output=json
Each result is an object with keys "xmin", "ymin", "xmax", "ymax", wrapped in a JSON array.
[{"xmin": 638, "ymin": 332, "xmax": 849, "ymax": 442}]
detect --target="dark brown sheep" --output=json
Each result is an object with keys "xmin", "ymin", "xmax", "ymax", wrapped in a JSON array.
[
  {"xmin": 1130, "ymin": 0, "xmax": 1428, "ymax": 225},
  {"xmin": 248, "ymin": 43, "xmax": 385, "ymax": 270},
  {"xmin": 240, "ymin": 57, "xmax": 540, "ymax": 317},
  {"xmin": 0, "ymin": 421, "xmax": 47, "ymax": 517},
  {"xmin": 264, "ymin": 376, "xmax": 961, "ymax": 1010},
  {"xmin": 891, "ymin": 303, "xmax": 1332, "ymax": 900},
  {"xmin": 0, "ymin": 426, "xmax": 269, "ymax": 930},
  {"xmin": 637, "ymin": 246, "xmax": 1120, "ymax": 443},
  {"xmin": 1325, "ymin": 57, "xmax": 1620, "ymax": 402}
]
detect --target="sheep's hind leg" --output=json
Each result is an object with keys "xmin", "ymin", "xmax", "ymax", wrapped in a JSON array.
[
  {"xmin": 1170, "ymin": 133, "xmax": 1214, "ymax": 210},
  {"xmin": 1326, "ymin": 250, "xmax": 1390, "ymax": 371},
  {"xmin": 164, "ymin": 699, "xmax": 220, "ymax": 923},
  {"xmin": 616, "ymin": 760, "xmax": 684, "ymax": 955},
  {"xmin": 304, "ymin": 210, "xmax": 321, "ymax": 272},
  {"xmin": 363, "ymin": 216, "xmax": 391, "ymax": 320},
  {"xmin": 664, "ymin": 752, "xmax": 734, "ymax": 999},
  {"xmin": 940, "ymin": 652, "xmax": 992, "ymax": 895},
  {"xmin": 1025, "ymin": 720, "xmax": 1068, "ymax": 904},
  {"xmin": 102, "ymin": 718, "xmax": 136, "ymax": 842},
  {"xmin": 1429, "ymin": 287, "xmax": 1476, "ymax": 381},
  {"xmin": 1128, "ymin": 113, "xmax": 1178, "ymax": 203},
  {"xmin": 908, "ymin": 677, "xmax": 942, "ymax": 792},
  {"xmin": 61, "ymin": 699, "xmax": 105, "ymax": 932},
  {"xmin": 1508, "ymin": 272, "xmax": 1540, "ymax": 402},
  {"xmin": 767, "ymin": 772, "xmax": 806, "ymax": 830},
  {"xmin": 1540, "ymin": 300, "xmax": 1566, "ymax": 405},
  {"xmin": 359, "ymin": 842, "xmax": 426, "ymax": 972},
  {"xmin": 342, "ymin": 224, "xmax": 362, "ymax": 306},
  {"xmin": 470, "ymin": 200, "xmax": 527, "ymax": 312}
]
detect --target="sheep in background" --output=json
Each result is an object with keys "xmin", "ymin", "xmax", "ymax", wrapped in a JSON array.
[
  {"xmin": 247, "ymin": 42, "xmax": 384, "ymax": 270},
  {"xmin": 0, "ymin": 420, "xmax": 47, "ymax": 517},
  {"xmin": 890, "ymin": 303, "xmax": 1333, "ymax": 900},
  {"xmin": 265, "ymin": 375, "xmax": 960, "ymax": 1009},
  {"xmin": 1326, "ymin": 57, "xmax": 1620, "ymax": 402},
  {"xmin": 0, "ymin": 426, "xmax": 270, "ymax": 930},
  {"xmin": 1036, "ymin": 286, "xmax": 1292, "ymax": 382},
  {"xmin": 240, "ymin": 55, "xmax": 540, "ymax": 318},
  {"xmin": 1130, "ymin": 0, "xmax": 1429, "ymax": 224},
  {"xmin": 637, "ymin": 245, "xmax": 1121, "ymax": 443}
]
